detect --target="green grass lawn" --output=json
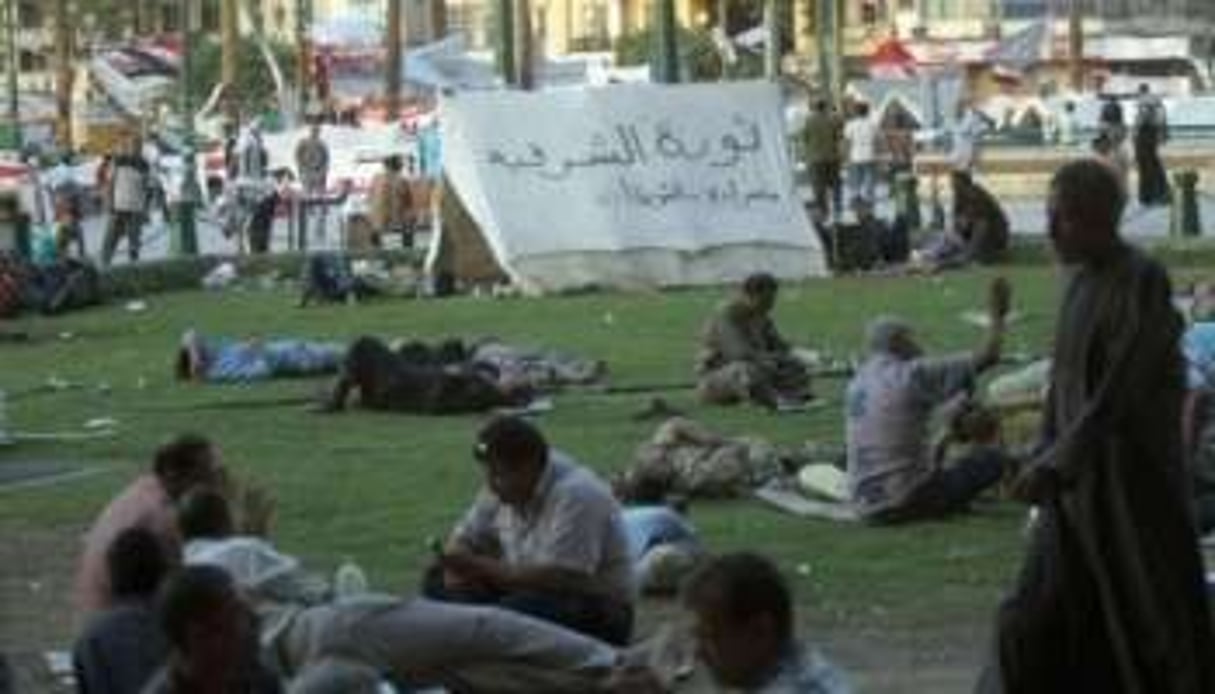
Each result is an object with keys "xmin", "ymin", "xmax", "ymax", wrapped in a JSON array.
[{"xmin": 2, "ymin": 261, "xmax": 1202, "ymax": 677}]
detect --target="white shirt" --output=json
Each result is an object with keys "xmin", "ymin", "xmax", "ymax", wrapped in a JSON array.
[
  {"xmin": 950, "ymin": 109, "xmax": 988, "ymax": 172},
  {"xmin": 454, "ymin": 451, "xmax": 635, "ymax": 605},
  {"xmin": 844, "ymin": 117, "xmax": 879, "ymax": 164}
]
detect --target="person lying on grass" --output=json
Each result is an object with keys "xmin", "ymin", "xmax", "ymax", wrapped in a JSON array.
[
  {"xmin": 172, "ymin": 484, "xmax": 630, "ymax": 693},
  {"xmin": 176, "ymin": 329, "xmax": 345, "ymax": 384},
  {"xmin": 319, "ymin": 336, "xmax": 534, "ymax": 415}
]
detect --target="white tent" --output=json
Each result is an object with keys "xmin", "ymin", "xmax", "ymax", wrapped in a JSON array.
[{"xmin": 429, "ymin": 81, "xmax": 825, "ymax": 294}]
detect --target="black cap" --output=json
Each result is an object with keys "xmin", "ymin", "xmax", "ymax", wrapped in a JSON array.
[{"xmin": 474, "ymin": 416, "xmax": 547, "ymax": 467}]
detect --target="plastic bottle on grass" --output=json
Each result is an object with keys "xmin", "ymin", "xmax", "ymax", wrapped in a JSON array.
[{"xmin": 334, "ymin": 558, "xmax": 368, "ymax": 600}]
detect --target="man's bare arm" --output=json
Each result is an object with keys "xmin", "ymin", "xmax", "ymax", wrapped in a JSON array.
[{"xmin": 973, "ymin": 277, "xmax": 1010, "ymax": 372}]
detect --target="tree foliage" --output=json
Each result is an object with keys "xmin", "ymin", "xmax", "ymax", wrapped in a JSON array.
[
  {"xmin": 186, "ymin": 36, "xmax": 296, "ymax": 118},
  {"xmin": 614, "ymin": 27, "xmax": 763, "ymax": 82}
]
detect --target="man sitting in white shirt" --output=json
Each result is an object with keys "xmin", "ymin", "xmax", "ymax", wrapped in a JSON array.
[{"xmin": 427, "ymin": 416, "xmax": 636, "ymax": 645}]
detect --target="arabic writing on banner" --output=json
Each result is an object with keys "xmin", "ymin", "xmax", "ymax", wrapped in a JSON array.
[
  {"xmin": 484, "ymin": 114, "xmax": 782, "ymax": 211},
  {"xmin": 441, "ymin": 82, "xmax": 814, "ymax": 256}
]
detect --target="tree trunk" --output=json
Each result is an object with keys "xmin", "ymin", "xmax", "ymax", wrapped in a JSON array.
[
  {"xmin": 1068, "ymin": 0, "xmax": 1084, "ymax": 91},
  {"xmin": 495, "ymin": 0, "xmax": 516, "ymax": 85},
  {"xmin": 763, "ymin": 0, "xmax": 779, "ymax": 79},
  {"xmin": 431, "ymin": 0, "xmax": 448, "ymax": 38},
  {"xmin": 514, "ymin": 0, "xmax": 534, "ymax": 89},
  {"xmin": 386, "ymin": 0, "xmax": 402, "ymax": 119},
  {"xmin": 221, "ymin": 0, "xmax": 238, "ymax": 123},
  {"xmin": 651, "ymin": 0, "xmax": 679, "ymax": 83},
  {"xmin": 54, "ymin": 0, "xmax": 73, "ymax": 149}
]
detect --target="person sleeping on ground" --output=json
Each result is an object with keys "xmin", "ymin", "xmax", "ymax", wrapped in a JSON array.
[
  {"xmin": 613, "ymin": 474, "xmax": 705, "ymax": 596},
  {"xmin": 845, "ymin": 278, "xmax": 1019, "ymax": 524},
  {"xmin": 696, "ymin": 272, "xmax": 813, "ymax": 409},
  {"xmin": 173, "ymin": 487, "xmax": 627, "ymax": 693},
  {"xmin": 613, "ymin": 417, "xmax": 802, "ymax": 501},
  {"xmin": 319, "ymin": 336, "xmax": 535, "ymax": 414},
  {"xmin": 176, "ymin": 330, "xmax": 346, "ymax": 384},
  {"xmin": 177, "ymin": 330, "xmax": 604, "ymax": 392}
]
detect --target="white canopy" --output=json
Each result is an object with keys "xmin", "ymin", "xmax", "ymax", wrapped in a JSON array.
[{"xmin": 432, "ymin": 81, "xmax": 825, "ymax": 294}]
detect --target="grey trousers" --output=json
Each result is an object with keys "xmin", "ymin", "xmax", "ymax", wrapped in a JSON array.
[{"xmin": 274, "ymin": 595, "xmax": 618, "ymax": 693}]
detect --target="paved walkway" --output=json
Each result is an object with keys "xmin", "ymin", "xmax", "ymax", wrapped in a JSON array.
[{"xmin": 70, "ymin": 186, "xmax": 1215, "ymax": 267}]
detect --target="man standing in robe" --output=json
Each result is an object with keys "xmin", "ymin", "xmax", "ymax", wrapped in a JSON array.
[
  {"xmin": 1133, "ymin": 83, "xmax": 1170, "ymax": 207},
  {"xmin": 979, "ymin": 159, "xmax": 1215, "ymax": 693}
]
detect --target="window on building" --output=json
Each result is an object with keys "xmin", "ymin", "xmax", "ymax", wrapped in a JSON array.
[
  {"xmin": 16, "ymin": 0, "xmax": 43, "ymax": 30},
  {"xmin": 572, "ymin": 1, "xmax": 610, "ymax": 52},
  {"xmin": 201, "ymin": 0, "xmax": 220, "ymax": 32},
  {"xmin": 160, "ymin": 2, "xmax": 181, "ymax": 31},
  {"xmin": 273, "ymin": 2, "xmax": 287, "ymax": 34},
  {"xmin": 1002, "ymin": 0, "xmax": 1048, "ymax": 19},
  {"xmin": 448, "ymin": 1, "xmax": 490, "ymax": 49},
  {"xmin": 18, "ymin": 49, "xmax": 46, "ymax": 72}
]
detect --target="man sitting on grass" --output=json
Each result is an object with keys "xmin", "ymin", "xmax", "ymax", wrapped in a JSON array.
[
  {"xmin": 75, "ymin": 434, "xmax": 224, "ymax": 618},
  {"xmin": 141, "ymin": 565, "xmax": 282, "ymax": 694},
  {"xmin": 682, "ymin": 552, "xmax": 849, "ymax": 693},
  {"xmin": 73, "ymin": 527, "xmax": 173, "ymax": 694},
  {"xmin": 696, "ymin": 273, "xmax": 812, "ymax": 410},
  {"xmin": 426, "ymin": 416, "xmax": 635, "ymax": 645},
  {"xmin": 845, "ymin": 278, "xmax": 1017, "ymax": 523}
]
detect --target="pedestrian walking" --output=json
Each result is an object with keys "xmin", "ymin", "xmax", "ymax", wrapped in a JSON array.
[
  {"xmin": 844, "ymin": 102, "xmax": 879, "ymax": 205},
  {"xmin": 802, "ymin": 98, "xmax": 844, "ymax": 221},
  {"xmin": 295, "ymin": 122, "xmax": 331, "ymax": 240},
  {"xmin": 102, "ymin": 139, "xmax": 150, "ymax": 266},
  {"xmin": 1133, "ymin": 83, "xmax": 1170, "ymax": 207}
]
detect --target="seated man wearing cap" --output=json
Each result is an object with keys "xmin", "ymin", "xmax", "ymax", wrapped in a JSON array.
[
  {"xmin": 845, "ymin": 278, "xmax": 1016, "ymax": 523},
  {"xmin": 427, "ymin": 416, "xmax": 635, "ymax": 645}
]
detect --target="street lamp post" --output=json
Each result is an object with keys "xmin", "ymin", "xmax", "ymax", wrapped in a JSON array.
[
  {"xmin": 173, "ymin": 0, "xmax": 200, "ymax": 256},
  {"xmin": 651, "ymin": 0, "xmax": 678, "ymax": 84},
  {"xmin": 763, "ymin": 0, "xmax": 779, "ymax": 80},
  {"xmin": 4, "ymin": 0, "xmax": 19, "ymax": 151},
  {"xmin": 496, "ymin": 0, "xmax": 516, "ymax": 85}
]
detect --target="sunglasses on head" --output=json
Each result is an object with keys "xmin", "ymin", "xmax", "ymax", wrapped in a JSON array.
[{"xmin": 473, "ymin": 441, "xmax": 490, "ymax": 463}]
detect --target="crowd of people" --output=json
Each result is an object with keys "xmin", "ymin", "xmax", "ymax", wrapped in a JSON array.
[
  {"xmin": 64, "ymin": 417, "xmax": 852, "ymax": 693},
  {"xmin": 51, "ymin": 159, "xmax": 1215, "ymax": 693},
  {"xmin": 0, "ymin": 83, "xmax": 1204, "ymax": 692}
]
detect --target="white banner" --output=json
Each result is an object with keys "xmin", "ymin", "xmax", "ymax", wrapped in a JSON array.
[{"xmin": 441, "ymin": 82, "xmax": 821, "ymax": 272}]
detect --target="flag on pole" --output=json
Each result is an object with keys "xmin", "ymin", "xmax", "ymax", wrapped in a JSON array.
[
  {"xmin": 988, "ymin": 20, "xmax": 1048, "ymax": 80},
  {"xmin": 868, "ymin": 37, "xmax": 917, "ymax": 79}
]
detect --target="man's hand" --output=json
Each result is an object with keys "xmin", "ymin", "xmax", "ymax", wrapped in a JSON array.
[
  {"xmin": 603, "ymin": 665, "xmax": 669, "ymax": 694},
  {"xmin": 975, "ymin": 277, "xmax": 1011, "ymax": 372},
  {"xmin": 439, "ymin": 550, "xmax": 510, "ymax": 590},
  {"xmin": 988, "ymin": 277, "xmax": 1011, "ymax": 324},
  {"xmin": 1011, "ymin": 464, "xmax": 1061, "ymax": 504}
]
